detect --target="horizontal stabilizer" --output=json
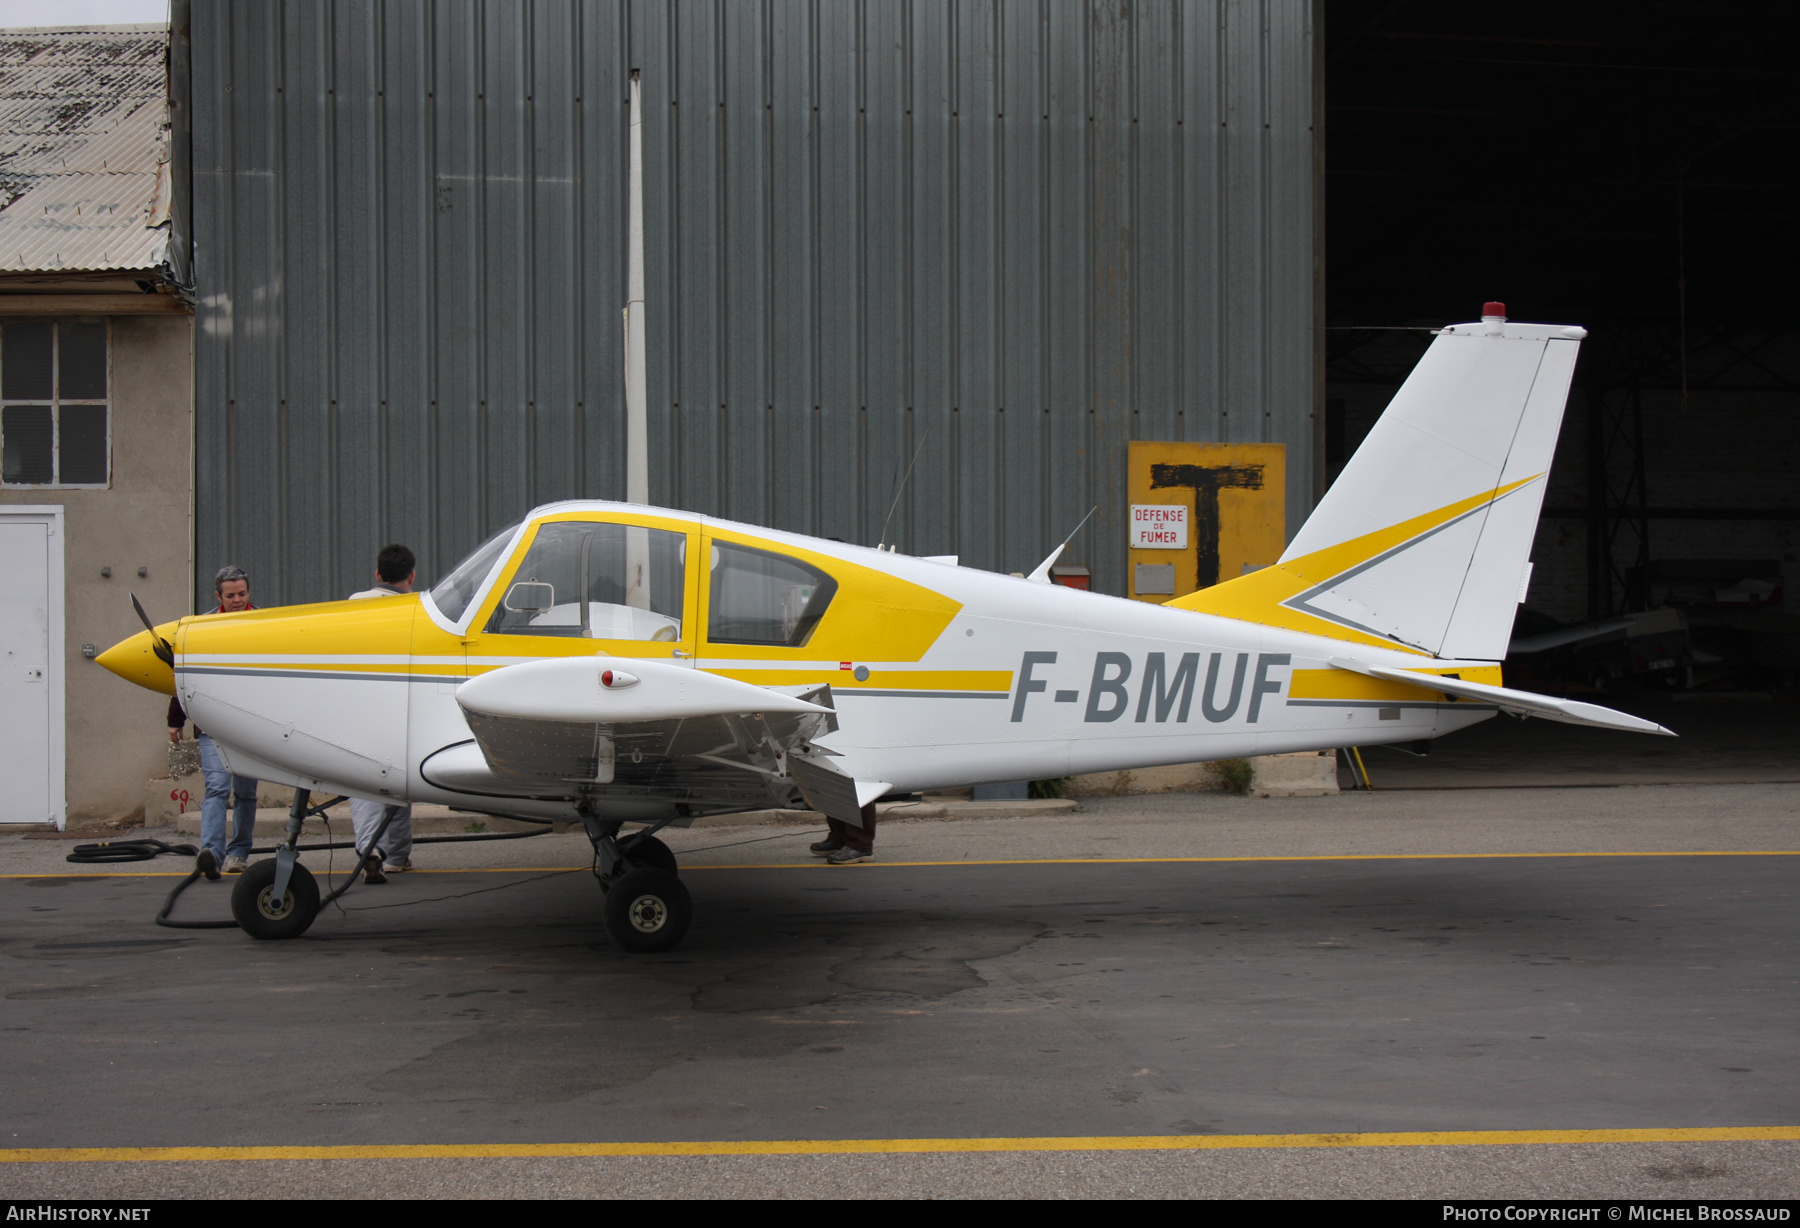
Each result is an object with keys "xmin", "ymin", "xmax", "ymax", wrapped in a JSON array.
[
  {"xmin": 1508, "ymin": 616, "xmax": 1634, "ymax": 656},
  {"xmin": 1328, "ymin": 657, "xmax": 1674, "ymax": 736}
]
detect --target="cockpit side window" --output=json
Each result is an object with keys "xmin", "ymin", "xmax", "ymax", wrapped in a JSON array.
[
  {"xmin": 706, "ymin": 541, "xmax": 837, "ymax": 648},
  {"xmin": 427, "ymin": 521, "xmax": 519, "ymax": 624},
  {"xmin": 485, "ymin": 521, "xmax": 687, "ymax": 641}
]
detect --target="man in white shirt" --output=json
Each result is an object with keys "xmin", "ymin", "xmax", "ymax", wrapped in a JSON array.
[{"xmin": 347, "ymin": 544, "xmax": 418, "ymax": 882}]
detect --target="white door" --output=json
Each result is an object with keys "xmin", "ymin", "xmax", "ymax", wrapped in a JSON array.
[{"xmin": 0, "ymin": 518, "xmax": 55, "ymax": 824}]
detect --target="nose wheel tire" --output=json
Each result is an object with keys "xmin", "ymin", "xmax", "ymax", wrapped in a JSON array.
[
  {"xmin": 602, "ymin": 868, "xmax": 692, "ymax": 953},
  {"xmin": 230, "ymin": 859, "xmax": 321, "ymax": 940}
]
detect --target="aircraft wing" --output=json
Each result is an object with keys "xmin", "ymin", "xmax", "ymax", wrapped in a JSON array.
[
  {"xmin": 1328, "ymin": 657, "xmax": 1675, "ymax": 736},
  {"xmin": 432, "ymin": 657, "xmax": 847, "ymax": 811}
]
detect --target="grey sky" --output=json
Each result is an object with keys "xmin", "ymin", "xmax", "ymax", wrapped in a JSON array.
[{"xmin": 0, "ymin": 0, "xmax": 167, "ymax": 28}]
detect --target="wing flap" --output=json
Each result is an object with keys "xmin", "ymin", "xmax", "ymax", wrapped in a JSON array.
[{"xmin": 787, "ymin": 753, "xmax": 890, "ymax": 828}]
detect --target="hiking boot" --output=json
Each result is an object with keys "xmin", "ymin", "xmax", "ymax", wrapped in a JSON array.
[
  {"xmin": 809, "ymin": 838, "xmax": 846, "ymax": 857},
  {"xmin": 825, "ymin": 847, "xmax": 872, "ymax": 865},
  {"xmin": 222, "ymin": 856, "xmax": 248, "ymax": 874},
  {"xmin": 196, "ymin": 848, "xmax": 221, "ymax": 881}
]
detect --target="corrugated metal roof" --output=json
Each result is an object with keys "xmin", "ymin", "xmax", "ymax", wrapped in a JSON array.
[{"xmin": 0, "ymin": 24, "xmax": 171, "ymax": 274}]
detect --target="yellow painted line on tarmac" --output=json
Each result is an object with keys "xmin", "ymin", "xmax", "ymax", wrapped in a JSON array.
[
  {"xmin": 5, "ymin": 1126, "xmax": 1800, "ymax": 1163},
  {"xmin": 0, "ymin": 872, "xmax": 198, "ymax": 878},
  {"xmin": 7, "ymin": 850, "xmax": 1800, "ymax": 878},
  {"xmin": 685, "ymin": 850, "xmax": 1800, "ymax": 870}
]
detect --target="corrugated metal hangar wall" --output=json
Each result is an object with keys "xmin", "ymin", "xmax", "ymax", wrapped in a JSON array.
[{"xmin": 190, "ymin": 0, "xmax": 1319, "ymax": 608}]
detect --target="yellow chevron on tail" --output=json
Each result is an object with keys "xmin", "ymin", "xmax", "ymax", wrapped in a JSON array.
[{"xmin": 1167, "ymin": 475, "xmax": 1541, "ymax": 660}]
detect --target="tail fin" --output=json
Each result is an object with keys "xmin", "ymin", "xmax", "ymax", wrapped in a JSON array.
[{"xmin": 1173, "ymin": 306, "xmax": 1583, "ymax": 660}]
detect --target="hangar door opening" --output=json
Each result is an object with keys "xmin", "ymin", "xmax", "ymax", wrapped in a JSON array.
[{"xmin": 0, "ymin": 508, "xmax": 63, "ymax": 825}]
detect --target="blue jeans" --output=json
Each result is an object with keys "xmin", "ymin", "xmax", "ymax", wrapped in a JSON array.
[{"xmin": 197, "ymin": 735, "xmax": 257, "ymax": 862}]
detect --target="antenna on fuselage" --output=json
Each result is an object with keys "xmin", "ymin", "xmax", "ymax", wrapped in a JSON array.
[
  {"xmin": 1026, "ymin": 506, "xmax": 1097, "ymax": 585},
  {"xmin": 874, "ymin": 428, "xmax": 932, "ymax": 552}
]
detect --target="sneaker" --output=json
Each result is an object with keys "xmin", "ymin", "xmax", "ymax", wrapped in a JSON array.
[
  {"xmin": 383, "ymin": 857, "xmax": 412, "ymax": 873},
  {"xmin": 362, "ymin": 861, "xmax": 388, "ymax": 885},
  {"xmin": 809, "ymin": 838, "xmax": 846, "ymax": 857},
  {"xmin": 222, "ymin": 856, "xmax": 248, "ymax": 874},
  {"xmin": 196, "ymin": 848, "xmax": 221, "ymax": 881},
  {"xmin": 825, "ymin": 847, "xmax": 872, "ymax": 865}
]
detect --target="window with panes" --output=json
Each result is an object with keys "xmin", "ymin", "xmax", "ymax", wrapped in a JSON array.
[{"xmin": 0, "ymin": 321, "xmax": 109, "ymax": 487}]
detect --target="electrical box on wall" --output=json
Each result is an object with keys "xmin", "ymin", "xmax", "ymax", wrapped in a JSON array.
[{"xmin": 1127, "ymin": 442, "xmax": 1286, "ymax": 603}]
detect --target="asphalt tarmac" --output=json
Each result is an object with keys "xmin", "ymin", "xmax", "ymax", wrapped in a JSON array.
[{"xmin": 3, "ymin": 783, "xmax": 1799, "ymax": 1199}]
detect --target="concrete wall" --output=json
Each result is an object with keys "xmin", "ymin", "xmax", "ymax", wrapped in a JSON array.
[{"xmin": 0, "ymin": 314, "xmax": 194, "ymax": 822}]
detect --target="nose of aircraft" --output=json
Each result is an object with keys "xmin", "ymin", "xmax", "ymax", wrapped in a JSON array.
[{"xmin": 96, "ymin": 626, "xmax": 178, "ymax": 695}]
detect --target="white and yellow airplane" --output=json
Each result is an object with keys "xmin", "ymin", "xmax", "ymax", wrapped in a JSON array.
[{"xmin": 99, "ymin": 305, "xmax": 1670, "ymax": 951}]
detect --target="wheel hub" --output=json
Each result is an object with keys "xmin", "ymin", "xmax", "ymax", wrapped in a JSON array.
[
  {"xmin": 627, "ymin": 893, "xmax": 668, "ymax": 933},
  {"xmin": 256, "ymin": 886, "xmax": 294, "ymax": 921}
]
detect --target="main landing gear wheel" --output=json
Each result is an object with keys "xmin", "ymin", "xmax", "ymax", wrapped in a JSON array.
[
  {"xmin": 602, "ymin": 868, "xmax": 692, "ymax": 953},
  {"xmin": 622, "ymin": 835, "xmax": 678, "ymax": 877},
  {"xmin": 230, "ymin": 859, "xmax": 321, "ymax": 940}
]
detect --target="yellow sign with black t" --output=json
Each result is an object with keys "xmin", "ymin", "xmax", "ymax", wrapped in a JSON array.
[{"xmin": 1127, "ymin": 441, "xmax": 1286, "ymax": 603}]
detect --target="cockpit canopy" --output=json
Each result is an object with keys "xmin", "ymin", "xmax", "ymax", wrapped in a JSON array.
[{"xmin": 424, "ymin": 510, "xmax": 838, "ymax": 650}]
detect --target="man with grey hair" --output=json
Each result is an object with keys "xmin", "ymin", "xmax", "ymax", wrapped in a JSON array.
[{"xmin": 346, "ymin": 544, "xmax": 418, "ymax": 883}]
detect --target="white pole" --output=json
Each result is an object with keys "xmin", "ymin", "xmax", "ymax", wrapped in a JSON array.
[{"xmin": 624, "ymin": 69, "xmax": 649, "ymax": 506}]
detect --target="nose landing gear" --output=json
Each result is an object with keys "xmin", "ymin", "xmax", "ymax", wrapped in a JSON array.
[
  {"xmin": 230, "ymin": 789, "xmax": 385, "ymax": 940},
  {"xmin": 231, "ymin": 858, "xmax": 321, "ymax": 939}
]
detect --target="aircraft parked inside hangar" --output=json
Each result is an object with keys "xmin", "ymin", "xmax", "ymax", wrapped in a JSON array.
[{"xmin": 100, "ymin": 304, "xmax": 1670, "ymax": 952}]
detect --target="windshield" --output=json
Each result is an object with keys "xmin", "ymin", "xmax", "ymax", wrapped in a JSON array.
[
  {"xmin": 427, "ymin": 522, "xmax": 520, "ymax": 624},
  {"xmin": 485, "ymin": 521, "xmax": 687, "ymax": 641}
]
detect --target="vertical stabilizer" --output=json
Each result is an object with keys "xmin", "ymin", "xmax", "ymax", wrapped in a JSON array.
[{"xmin": 1173, "ymin": 305, "xmax": 1584, "ymax": 660}]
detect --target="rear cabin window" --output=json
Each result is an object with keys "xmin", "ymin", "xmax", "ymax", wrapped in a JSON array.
[
  {"xmin": 487, "ymin": 522, "xmax": 687, "ymax": 641},
  {"xmin": 707, "ymin": 541, "xmax": 837, "ymax": 648}
]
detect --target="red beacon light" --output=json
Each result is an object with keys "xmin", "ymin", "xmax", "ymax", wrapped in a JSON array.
[
  {"xmin": 1481, "ymin": 301, "xmax": 1507, "ymax": 335},
  {"xmin": 600, "ymin": 668, "xmax": 640, "ymax": 689}
]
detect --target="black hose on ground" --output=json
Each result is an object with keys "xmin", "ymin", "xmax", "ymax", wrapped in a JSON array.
[
  {"xmin": 155, "ymin": 865, "xmax": 241, "ymax": 929},
  {"xmin": 62, "ymin": 820, "xmax": 559, "ymax": 931},
  {"xmin": 320, "ymin": 802, "xmax": 399, "ymax": 907},
  {"xmin": 65, "ymin": 838, "xmax": 199, "ymax": 864}
]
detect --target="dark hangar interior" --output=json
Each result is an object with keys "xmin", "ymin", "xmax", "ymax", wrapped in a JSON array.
[{"xmin": 1324, "ymin": 0, "xmax": 1799, "ymax": 690}]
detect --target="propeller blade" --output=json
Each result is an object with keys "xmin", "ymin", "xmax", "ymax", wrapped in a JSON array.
[{"xmin": 130, "ymin": 592, "xmax": 175, "ymax": 666}]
